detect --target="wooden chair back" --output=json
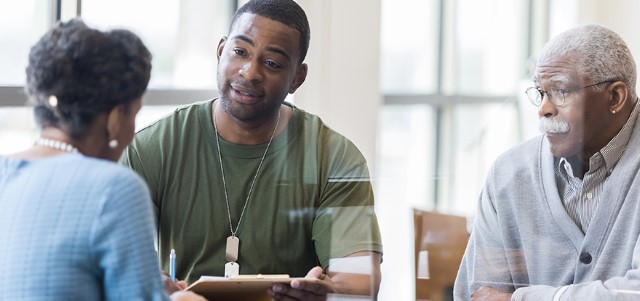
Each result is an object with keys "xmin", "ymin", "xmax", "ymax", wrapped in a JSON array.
[{"xmin": 413, "ymin": 209, "xmax": 470, "ymax": 301}]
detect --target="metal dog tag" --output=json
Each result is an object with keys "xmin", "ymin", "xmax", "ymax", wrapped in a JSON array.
[
  {"xmin": 225, "ymin": 261, "xmax": 240, "ymax": 277},
  {"xmin": 226, "ymin": 236, "xmax": 239, "ymax": 262}
]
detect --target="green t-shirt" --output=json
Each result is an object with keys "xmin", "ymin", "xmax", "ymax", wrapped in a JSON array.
[{"xmin": 120, "ymin": 100, "xmax": 383, "ymax": 284}]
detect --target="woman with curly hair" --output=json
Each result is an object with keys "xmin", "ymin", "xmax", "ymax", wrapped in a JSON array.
[{"xmin": 0, "ymin": 18, "xmax": 203, "ymax": 301}]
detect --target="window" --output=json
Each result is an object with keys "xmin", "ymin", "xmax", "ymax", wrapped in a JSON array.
[
  {"xmin": 454, "ymin": 0, "xmax": 528, "ymax": 95},
  {"xmin": 0, "ymin": 1, "xmax": 51, "ymax": 86},
  {"xmin": 0, "ymin": 0, "xmax": 235, "ymax": 154},
  {"xmin": 81, "ymin": 0, "xmax": 235, "ymax": 89},
  {"xmin": 0, "ymin": 1, "xmax": 51, "ymax": 154},
  {"xmin": 377, "ymin": 0, "xmax": 533, "ymax": 299},
  {"xmin": 380, "ymin": 0, "xmax": 439, "ymax": 94},
  {"xmin": 379, "ymin": 0, "xmax": 529, "ymax": 217}
]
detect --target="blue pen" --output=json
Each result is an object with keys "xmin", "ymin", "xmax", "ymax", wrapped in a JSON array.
[{"xmin": 170, "ymin": 249, "xmax": 176, "ymax": 282}]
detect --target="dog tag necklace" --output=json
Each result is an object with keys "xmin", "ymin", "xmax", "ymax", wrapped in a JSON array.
[{"xmin": 213, "ymin": 108, "xmax": 280, "ymax": 277}]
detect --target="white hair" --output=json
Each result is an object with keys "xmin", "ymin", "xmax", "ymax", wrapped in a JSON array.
[{"xmin": 538, "ymin": 24, "xmax": 637, "ymax": 99}]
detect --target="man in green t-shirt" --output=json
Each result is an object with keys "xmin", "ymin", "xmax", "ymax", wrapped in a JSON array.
[{"xmin": 120, "ymin": 0, "xmax": 383, "ymax": 299}]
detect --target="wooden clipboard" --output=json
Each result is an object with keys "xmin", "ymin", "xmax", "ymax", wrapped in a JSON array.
[{"xmin": 186, "ymin": 274, "xmax": 297, "ymax": 301}]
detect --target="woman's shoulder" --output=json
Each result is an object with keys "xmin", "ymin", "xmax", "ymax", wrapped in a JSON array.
[
  {"xmin": 83, "ymin": 156, "xmax": 146, "ymax": 183},
  {"xmin": 51, "ymin": 155, "xmax": 148, "ymax": 192},
  {"xmin": 72, "ymin": 157, "xmax": 152, "ymax": 212}
]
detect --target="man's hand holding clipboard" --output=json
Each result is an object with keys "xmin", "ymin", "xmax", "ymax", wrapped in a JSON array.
[
  {"xmin": 267, "ymin": 266, "xmax": 335, "ymax": 300},
  {"xmin": 185, "ymin": 267, "xmax": 332, "ymax": 301}
]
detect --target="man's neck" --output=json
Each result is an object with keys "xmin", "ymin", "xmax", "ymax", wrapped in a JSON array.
[
  {"xmin": 565, "ymin": 154, "xmax": 588, "ymax": 180},
  {"xmin": 212, "ymin": 101, "xmax": 291, "ymax": 146}
]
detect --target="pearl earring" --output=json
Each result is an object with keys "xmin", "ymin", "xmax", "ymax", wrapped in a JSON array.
[
  {"xmin": 48, "ymin": 95, "xmax": 58, "ymax": 107},
  {"xmin": 108, "ymin": 139, "xmax": 118, "ymax": 149},
  {"xmin": 612, "ymin": 110, "xmax": 616, "ymax": 114}
]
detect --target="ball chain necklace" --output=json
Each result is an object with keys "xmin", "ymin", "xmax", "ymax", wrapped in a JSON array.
[{"xmin": 213, "ymin": 107, "xmax": 280, "ymax": 277}]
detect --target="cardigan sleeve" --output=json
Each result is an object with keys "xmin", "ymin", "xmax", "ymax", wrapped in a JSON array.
[{"xmin": 454, "ymin": 163, "xmax": 520, "ymax": 300}]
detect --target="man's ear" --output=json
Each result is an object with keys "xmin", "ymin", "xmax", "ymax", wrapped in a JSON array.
[
  {"xmin": 289, "ymin": 63, "xmax": 308, "ymax": 94},
  {"xmin": 217, "ymin": 37, "xmax": 228, "ymax": 62},
  {"xmin": 609, "ymin": 81, "xmax": 629, "ymax": 114},
  {"xmin": 106, "ymin": 104, "xmax": 125, "ymax": 142}
]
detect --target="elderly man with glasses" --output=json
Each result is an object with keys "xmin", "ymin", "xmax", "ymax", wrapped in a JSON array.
[{"xmin": 454, "ymin": 24, "xmax": 640, "ymax": 301}]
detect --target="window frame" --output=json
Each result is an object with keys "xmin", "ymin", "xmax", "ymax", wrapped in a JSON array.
[
  {"xmin": 381, "ymin": 0, "xmax": 547, "ymax": 208},
  {"xmin": 0, "ymin": 0, "xmax": 237, "ymax": 107}
]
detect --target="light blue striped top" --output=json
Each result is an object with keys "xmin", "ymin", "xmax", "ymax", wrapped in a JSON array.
[{"xmin": 0, "ymin": 153, "xmax": 169, "ymax": 301}]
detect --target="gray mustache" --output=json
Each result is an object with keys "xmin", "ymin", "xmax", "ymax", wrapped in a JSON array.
[{"xmin": 538, "ymin": 117, "xmax": 570, "ymax": 134}]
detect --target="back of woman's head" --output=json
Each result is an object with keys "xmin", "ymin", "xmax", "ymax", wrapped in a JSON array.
[{"xmin": 26, "ymin": 18, "xmax": 152, "ymax": 139}]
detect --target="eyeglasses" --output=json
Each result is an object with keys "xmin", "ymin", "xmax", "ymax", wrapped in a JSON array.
[{"xmin": 525, "ymin": 80, "xmax": 617, "ymax": 107}]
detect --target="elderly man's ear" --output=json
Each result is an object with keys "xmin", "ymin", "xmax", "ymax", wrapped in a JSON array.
[{"xmin": 608, "ymin": 81, "xmax": 629, "ymax": 114}]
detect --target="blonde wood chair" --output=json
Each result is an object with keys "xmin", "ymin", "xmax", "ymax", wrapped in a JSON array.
[{"xmin": 413, "ymin": 209, "xmax": 470, "ymax": 301}]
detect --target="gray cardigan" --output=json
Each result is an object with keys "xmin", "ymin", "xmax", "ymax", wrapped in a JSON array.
[{"xmin": 454, "ymin": 115, "xmax": 640, "ymax": 300}]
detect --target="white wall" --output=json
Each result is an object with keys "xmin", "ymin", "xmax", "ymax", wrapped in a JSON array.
[
  {"xmin": 578, "ymin": 0, "xmax": 640, "ymax": 78},
  {"xmin": 295, "ymin": 0, "xmax": 382, "ymax": 173}
]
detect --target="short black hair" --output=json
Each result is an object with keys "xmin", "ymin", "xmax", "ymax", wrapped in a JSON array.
[
  {"xmin": 230, "ymin": 0, "xmax": 310, "ymax": 64},
  {"xmin": 26, "ymin": 18, "xmax": 152, "ymax": 139}
]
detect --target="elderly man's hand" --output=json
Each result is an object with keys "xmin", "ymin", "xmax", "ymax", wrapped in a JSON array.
[{"xmin": 470, "ymin": 286, "xmax": 512, "ymax": 301}]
